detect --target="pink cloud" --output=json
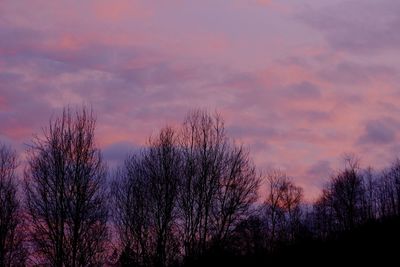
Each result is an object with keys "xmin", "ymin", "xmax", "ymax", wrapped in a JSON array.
[
  {"xmin": 257, "ymin": 0, "xmax": 272, "ymax": 5},
  {"xmin": 94, "ymin": 0, "xmax": 152, "ymax": 21},
  {"xmin": 0, "ymin": 96, "xmax": 7, "ymax": 111}
]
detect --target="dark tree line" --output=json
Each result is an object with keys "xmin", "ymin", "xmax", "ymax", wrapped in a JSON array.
[
  {"xmin": 1, "ymin": 107, "xmax": 400, "ymax": 266},
  {"xmin": 309, "ymin": 156, "xmax": 400, "ymax": 237}
]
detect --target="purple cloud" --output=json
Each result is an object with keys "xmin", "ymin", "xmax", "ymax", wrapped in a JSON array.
[
  {"xmin": 2, "ymin": 0, "xmax": 400, "ymax": 199},
  {"xmin": 307, "ymin": 160, "xmax": 332, "ymax": 179},
  {"xmin": 102, "ymin": 141, "xmax": 141, "ymax": 168},
  {"xmin": 358, "ymin": 118, "xmax": 399, "ymax": 145},
  {"xmin": 300, "ymin": 0, "xmax": 400, "ymax": 53},
  {"xmin": 318, "ymin": 61, "xmax": 396, "ymax": 85},
  {"xmin": 281, "ymin": 81, "xmax": 321, "ymax": 99},
  {"xmin": 227, "ymin": 125, "xmax": 280, "ymax": 139},
  {"xmin": 287, "ymin": 110, "xmax": 331, "ymax": 122}
]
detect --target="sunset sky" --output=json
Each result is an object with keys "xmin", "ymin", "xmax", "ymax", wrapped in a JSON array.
[{"xmin": 1, "ymin": 0, "xmax": 400, "ymax": 199}]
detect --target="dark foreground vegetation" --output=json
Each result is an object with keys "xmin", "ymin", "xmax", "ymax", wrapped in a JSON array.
[{"xmin": 1, "ymin": 107, "xmax": 400, "ymax": 266}]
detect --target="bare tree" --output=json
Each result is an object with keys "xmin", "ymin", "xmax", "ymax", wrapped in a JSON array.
[
  {"xmin": 281, "ymin": 179, "xmax": 303, "ymax": 242},
  {"xmin": 379, "ymin": 159, "xmax": 400, "ymax": 217},
  {"xmin": 263, "ymin": 170, "xmax": 303, "ymax": 250},
  {"xmin": 264, "ymin": 170, "xmax": 285, "ymax": 249},
  {"xmin": 0, "ymin": 144, "xmax": 26, "ymax": 267},
  {"xmin": 211, "ymin": 145, "xmax": 261, "ymax": 248},
  {"xmin": 113, "ymin": 110, "xmax": 260, "ymax": 265},
  {"xmin": 24, "ymin": 107, "xmax": 108, "ymax": 266},
  {"xmin": 330, "ymin": 159, "xmax": 365, "ymax": 231},
  {"xmin": 312, "ymin": 155, "xmax": 366, "ymax": 236},
  {"xmin": 143, "ymin": 127, "xmax": 181, "ymax": 267},
  {"xmin": 178, "ymin": 110, "xmax": 260, "ymax": 261},
  {"xmin": 361, "ymin": 167, "xmax": 378, "ymax": 220},
  {"xmin": 178, "ymin": 110, "xmax": 227, "ymax": 261},
  {"xmin": 112, "ymin": 127, "xmax": 181, "ymax": 267},
  {"xmin": 112, "ymin": 155, "xmax": 152, "ymax": 267},
  {"xmin": 311, "ymin": 188, "xmax": 336, "ymax": 239}
]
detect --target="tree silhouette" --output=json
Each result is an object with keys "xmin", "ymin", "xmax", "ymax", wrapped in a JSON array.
[
  {"xmin": 144, "ymin": 127, "xmax": 181, "ymax": 267},
  {"xmin": 361, "ymin": 167, "xmax": 378, "ymax": 220},
  {"xmin": 379, "ymin": 159, "xmax": 400, "ymax": 217},
  {"xmin": 0, "ymin": 144, "xmax": 26, "ymax": 266},
  {"xmin": 311, "ymin": 155, "xmax": 368, "ymax": 237},
  {"xmin": 211, "ymin": 144, "xmax": 260, "ymax": 248},
  {"xmin": 177, "ymin": 110, "xmax": 227, "ymax": 262},
  {"xmin": 263, "ymin": 170, "xmax": 303, "ymax": 250},
  {"xmin": 112, "ymin": 110, "xmax": 260, "ymax": 266},
  {"xmin": 330, "ymin": 156, "xmax": 366, "ymax": 230},
  {"xmin": 112, "ymin": 154, "xmax": 152, "ymax": 267},
  {"xmin": 112, "ymin": 127, "xmax": 181, "ymax": 267},
  {"xmin": 178, "ymin": 110, "xmax": 260, "ymax": 263},
  {"xmin": 24, "ymin": 108, "xmax": 108, "ymax": 266}
]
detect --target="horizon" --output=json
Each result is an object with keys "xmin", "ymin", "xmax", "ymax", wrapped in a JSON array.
[{"xmin": 2, "ymin": 0, "xmax": 400, "ymax": 200}]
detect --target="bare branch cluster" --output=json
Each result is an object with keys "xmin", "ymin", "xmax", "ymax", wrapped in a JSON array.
[
  {"xmin": 112, "ymin": 110, "xmax": 261, "ymax": 267},
  {"xmin": 24, "ymin": 108, "xmax": 108, "ymax": 266}
]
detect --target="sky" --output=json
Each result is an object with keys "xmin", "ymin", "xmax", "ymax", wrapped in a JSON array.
[{"xmin": 1, "ymin": 0, "xmax": 400, "ymax": 200}]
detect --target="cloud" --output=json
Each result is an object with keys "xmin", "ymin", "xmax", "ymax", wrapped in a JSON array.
[
  {"xmin": 281, "ymin": 81, "xmax": 321, "ymax": 99},
  {"xmin": 227, "ymin": 125, "xmax": 280, "ymax": 139},
  {"xmin": 93, "ymin": 0, "xmax": 152, "ymax": 21},
  {"xmin": 357, "ymin": 118, "xmax": 399, "ymax": 145},
  {"xmin": 102, "ymin": 141, "xmax": 141, "ymax": 168},
  {"xmin": 306, "ymin": 160, "xmax": 333, "ymax": 183},
  {"xmin": 299, "ymin": 0, "xmax": 400, "ymax": 53},
  {"xmin": 2, "ymin": 0, "xmax": 400, "ymax": 198},
  {"xmin": 318, "ymin": 61, "xmax": 396, "ymax": 85},
  {"xmin": 287, "ymin": 110, "xmax": 330, "ymax": 122},
  {"xmin": 255, "ymin": 0, "xmax": 272, "ymax": 6},
  {"xmin": 307, "ymin": 160, "xmax": 332, "ymax": 179}
]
